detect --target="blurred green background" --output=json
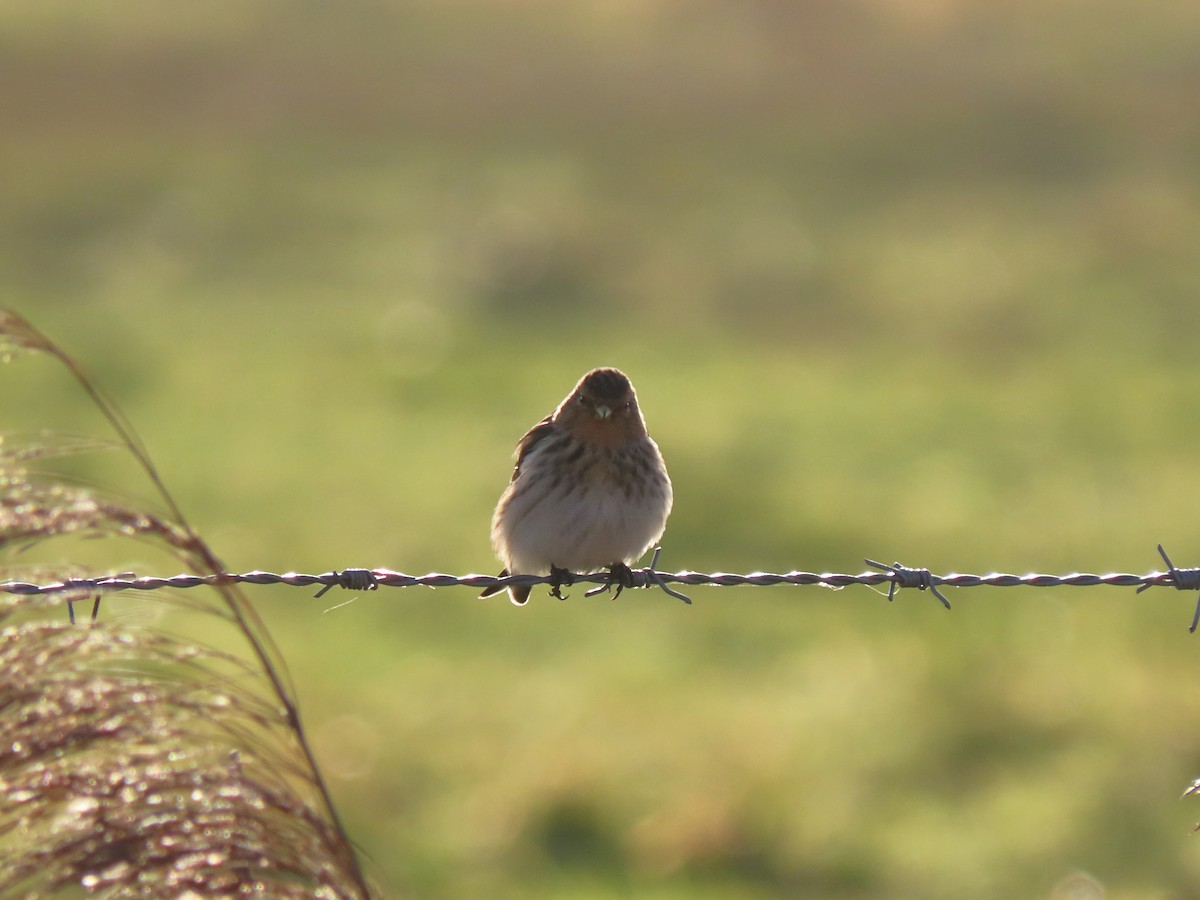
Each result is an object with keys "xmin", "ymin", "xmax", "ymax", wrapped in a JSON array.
[{"xmin": 5, "ymin": 1, "xmax": 1200, "ymax": 896}]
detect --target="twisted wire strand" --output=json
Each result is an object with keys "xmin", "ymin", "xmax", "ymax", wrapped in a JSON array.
[
  {"xmin": 2, "ymin": 546, "xmax": 1195, "ymax": 609},
  {"xmin": 7, "ymin": 543, "xmax": 1200, "ymax": 633},
  {"xmin": 12, "ymin": 557, "xmax": 1199, "ymax": 631},
  {"xmin": 0, "ymin": 569, "xmax": 1183, "ymax": 595}
]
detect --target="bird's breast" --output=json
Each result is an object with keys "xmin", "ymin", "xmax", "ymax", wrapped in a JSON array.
[{"xmin": 492, "ymin": 436, "xmax": 671, "ymax": 574}]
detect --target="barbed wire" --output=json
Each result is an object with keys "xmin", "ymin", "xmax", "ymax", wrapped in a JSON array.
[{"xmin": 4, "ymin": 545, "xmax": 1200, "ymax": 628}]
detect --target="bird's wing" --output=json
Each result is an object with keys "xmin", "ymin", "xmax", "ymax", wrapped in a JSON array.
[{"xmin": 511, "ymin": 416, "xmax": 556, "ymax": 483}]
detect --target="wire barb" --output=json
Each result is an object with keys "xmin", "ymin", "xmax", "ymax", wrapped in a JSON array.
[
  {"xmin": 66, "ymin": 593, "xmax": 103, "ymax": 625},
  {"xmin": 1135, "ymin": 544, "xmax": 1200, "ymax": 632},
  {"xmin": 313, "ymin": 569, "xmax": 380, "ymax": 599},
  {"xmin": 642, "ymin": 547, "xmax": 693, "ymax": 604},
  {"xmin": 864, "ymin": 559, "xmax": 952, "ymax": 609}
]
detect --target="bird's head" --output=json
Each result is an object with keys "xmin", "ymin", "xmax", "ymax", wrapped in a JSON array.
[{"xmin": 556, "ymin": 367, "xmax": 647, "ymax": 444}]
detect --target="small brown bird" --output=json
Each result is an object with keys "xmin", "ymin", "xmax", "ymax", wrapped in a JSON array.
[{"xmin": 481, "ymin": 367, "xmax": 673, "ymax": 605}]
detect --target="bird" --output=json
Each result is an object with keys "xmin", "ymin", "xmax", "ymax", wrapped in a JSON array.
[{"xmin": 481, "ymin": 367, "xmax": 673, "ymax": 605}]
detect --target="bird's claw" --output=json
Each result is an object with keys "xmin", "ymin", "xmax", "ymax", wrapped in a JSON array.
[
  {"xmin": 585, "ymin": 562, "xmax": 635, "ymax": 600},
  {"xmin": 548, "ymin": 565, "xmax": 574, "ymax": 601}
]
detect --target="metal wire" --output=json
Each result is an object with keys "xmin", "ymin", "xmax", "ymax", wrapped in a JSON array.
[
  {"xmin": 0, "ymin": 566, "xmax": 1181, "ymax": 597},
  {"xmin": 4, "ymin": 544, "xmax": 1200, "ymax": 627}
]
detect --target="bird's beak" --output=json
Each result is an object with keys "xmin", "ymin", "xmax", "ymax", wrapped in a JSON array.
[{"xmin": 594, "ymin": 404, "xmax": 612, "ymax": 419}]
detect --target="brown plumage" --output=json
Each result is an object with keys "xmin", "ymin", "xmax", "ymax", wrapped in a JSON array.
[{"xmin": 481, "ymin": 367, "xmax": 673, "ymax": 605}]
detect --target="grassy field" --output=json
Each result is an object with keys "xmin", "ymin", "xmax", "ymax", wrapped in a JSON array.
[{"xmin": 6, "ymin": 1, "xmax": 1200, "ymax": 896}]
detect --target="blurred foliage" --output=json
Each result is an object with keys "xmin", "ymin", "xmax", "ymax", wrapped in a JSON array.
[{"xmin": 5, "ymin": 0, "xmax": 1200, "ymax": 897}]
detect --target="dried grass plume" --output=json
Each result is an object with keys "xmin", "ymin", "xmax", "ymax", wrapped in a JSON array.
[{"xmin": 0, "ymin": 310, "xmax": 374, "ymax": 897}]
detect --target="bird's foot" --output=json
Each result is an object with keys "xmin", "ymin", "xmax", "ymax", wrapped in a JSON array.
[
  {"xmin": 584, "ymin": 562, "xmax": 635, "ymax": 600},
  {"xmin": 548, "ymin": 565, "xmax": 574, "ymax": 601},
  {"xmin": 580, "ymin": 549, "xmax": 693, "ymax": 604}
]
